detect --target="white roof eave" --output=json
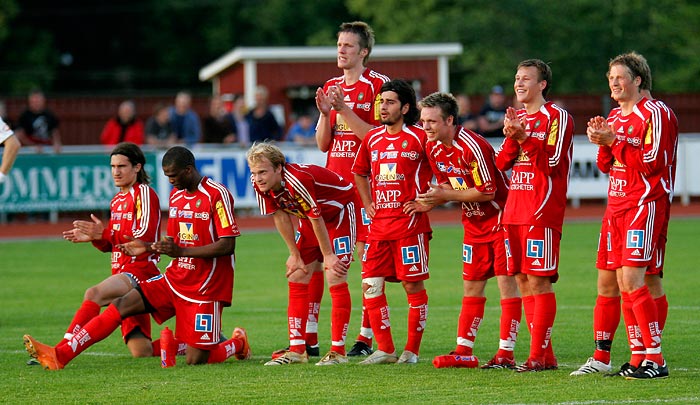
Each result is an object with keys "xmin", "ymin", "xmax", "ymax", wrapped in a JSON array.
[{"xmin": 199, "ymin": 43, "xmax": 463, "ymax": 81}]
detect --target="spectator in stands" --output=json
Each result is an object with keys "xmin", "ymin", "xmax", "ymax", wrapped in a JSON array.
[
  {"xmin": 169, "ymin": 91, "xmax": 201, "ymax": 146},
  {"xmin": 202, "ymin": 96, "xmax": 237, "ymax": 144},
  {"xmin": 100, "ymin": 100, "xmax": 145, "ymax": 146},
  {"xmin": 145, "ymin": 103, "xmax": 178, "ymax": 149},
  {"xmin": 455, "ymin": 93, "xmax": 478, "ymax": 131},
  {"xmin": 15, "ymin": 89, "xmax": 61, "ymax": 153},
  {"xmin": 247, "ymin": 85, "xmax": 282, "ymax": 143},
  {"xmin": 285, "ymin": 113, "xmax": 316, "ymax": 146},
  {"xmin": 231, "ymin": 95, "xmax": 250, "ymax": 147},
  {"xmin": 478, "ymin": 85, "xmax": 508, "ymax": 138}
]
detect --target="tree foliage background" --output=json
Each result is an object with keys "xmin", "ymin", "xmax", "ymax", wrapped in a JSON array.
[{"xmin": 1, "ymin": 0, "xmax": 698, "ymax": 96}]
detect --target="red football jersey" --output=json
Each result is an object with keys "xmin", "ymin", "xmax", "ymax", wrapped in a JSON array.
[
  {"xmin": 603, "ymin": 97, "xmax": 677, "ymax": 212},
  {"xmin": 321, "ymin": 68, "xmax": 389, "ymax": 181},
  {"xmin": 164, "ymin": 177, "xmax": 240, "ymax": 305},
  {"xmin": 496, "ymin": 101, "xmax": 574, "ymax": 233},
  {"xmin": 426, "ymin": 127, "xmax": 509, "ymax": 242},
  {"xmin": 352, "ymin": 124, "xmax": 433, "ymax": 240},
  {"xmin": 92, "ymin": 183, "xmax": 161, "ymax": 278},
  {"xmin": 252, "ymin": 163, "xmax": 355, "ymax": 222}
]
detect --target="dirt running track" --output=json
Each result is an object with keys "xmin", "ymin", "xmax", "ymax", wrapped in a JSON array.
[{"xmin": 1, "ymin": 201, "xmax": 699, "ymax": 241}]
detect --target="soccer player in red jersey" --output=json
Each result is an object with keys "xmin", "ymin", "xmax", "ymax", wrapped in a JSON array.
[
  {"xmin": 352, "ymin": 79, "xmax": 433, "ymax": 364},
  {"xmin": 52, "ymin": 142, "xmax": 161, "ymax": 359},
  {"xmin": 24, "ymin": 146, "xmax": 250, "ymax": 369},
  {"xmin": 496, "ymin": 59, "xmax": 574, "ymax": 372},
  {"xmin": 314, "ymin": 21, "xmax": 389, "ymax": 357},
  {"xmin": 572, "ymin": 52, "xmax": 676, "ymax": 379},
  {"xmin": 247, "ymin": 142, "xmax": 356, "ymax": 366},
  {"xmin": 416, "ymin": 92, "xmax": 521, "ymax": 369}
]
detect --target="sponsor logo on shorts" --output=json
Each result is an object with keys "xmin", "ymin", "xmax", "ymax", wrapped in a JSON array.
[
  {"xmin": 626, "ymin": 230, "xmax": 645, "ymax": 249},
  {"xmin": 526, "ymin": 239, "xmax": 544, "ymax": 259},
  {"xmin": 195, "ymin": 314, "xmax": 213, "ymax": 333}
]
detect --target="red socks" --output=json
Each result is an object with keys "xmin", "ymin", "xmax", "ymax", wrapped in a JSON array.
[
  {"xmin": 355, "ymin": 298, "xmax": 373, "ymax": 345},
  {"xmin": 592, "ymin": 295, "xmax": 620, "ymax": 364},
  {"xmin": 621, "ymin": 292, "xmax": 645, "ymax": 367},
  {"xmin": 630, "ymin": 285, "xmax": 663, "ymax": 365},
  {"xmin": 55, "ymin": 303, "xmax": 122, "ymax": 365},
  {"xmin": 365, "ymin": 293, "xmax": 394, "ymax": 354},
  {"xmin": 305, "ymin": 272, "xmax": 324, "ymax": 347},
  {"xmin": 405, "ymin": 290, "xmax": 428, "ymax": 355},
  {"xmin": 455, "ymin": 296, "xmax": 486, "ymax": 355},
  {"xmin": 496, "ymin": 297, "xmax": 522, "ymax": 358},
  {"xmin": 288, "ymin": 282, "xmax": 309, "ymax": 354},
  {"xmin": 64, "ymin": 300, "xmax": 101, "ymax": 341},
  {"xmin": 329, "ymin": 283, "xmax": 351, "ymax": 355},
  {"xmin": 530, "ymin": 292, "xmax": 556, "ymax": 363},
  {"xmin": 207, "ymin": 335, "xmax": 246, "ymax": 363}
]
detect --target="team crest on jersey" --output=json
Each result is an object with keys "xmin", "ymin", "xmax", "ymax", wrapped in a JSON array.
[
  {"xmin": 449, "ymin": 177, "xmax": 468, "ymax": 190},
  {"xmin": 401, "ymin": 140, "xmax": 408, "ymax": 149},
  {"xmin": 547, "ymin": 119, "xmax": 559, "ymax": 146},
  {"xmin": 534, "ymin": 120, "xmax": 541, "ymax": 129},
  {"xmin": 358, "ymin": 92, "xmax": 364, "ymax": 101},
  {"xmin": 196, "ymin": 199, "xmax": 202, "ymax": 208},
  {"xmin": 195, "ymin": 314, "xmax": 213, "ymax": 333},
  {"xmin": 334, "ymin": 236, "xmax": 352, "ymax": 255},
  {"xmin": 178, "ymin": 222, "xmax": 196, "ymax": 241},
  {"xmin": 215, "ymin": 201, "xmax": 230, "ymax": 228},
  {"xmin": 627, "ymin": 125, "xmax": 634, "ymax": 135},
  {"xmin": 626, "ymin": 230, "xmax": 645, "ymax": 249},
  {"xmin": 462, "ymin": 244, "xmax": 473, "ymax": 264},
  {"xmin": 401, "ymin": 245, "xmax": 420, "ymax": 265},
  {"xmin": 526, "ymin": 239, "xmax": 545, "ymax": 259}
]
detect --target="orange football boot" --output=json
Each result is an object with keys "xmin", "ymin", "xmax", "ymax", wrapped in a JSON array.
[{"xmin": 23, "ymin": 335, "xmax": 64, "ymax": 370}]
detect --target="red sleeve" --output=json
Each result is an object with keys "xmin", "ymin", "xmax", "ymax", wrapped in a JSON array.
[
  {"xmin": 495, "ymin": 137, "xmax": 520, "ymax": 171},
  {"xmin": 91, "ymin": 229, "xmax": 112, "ymax": 252},
  {"xmin": 596, "ymin": 146, "xmax": 614, "ymax": 173},
  {"xmin": 131, "ymin": 185, "xmax": 160, "ymax": 243},
  {"xmin": 610, "ymin": 107, "xmax": 674, "ymax": 176}
]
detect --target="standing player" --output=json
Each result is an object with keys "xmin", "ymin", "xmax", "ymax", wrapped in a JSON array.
[
  {"xmin": 0, "ymin": 117, "xmax": 20, "ymax": 184},
  {"xmin": 24, "ymin": 146, "xmax": 250, "ymax": 369},
  {"xmin": 416, "ymin": 92, "xmax": 521, "ymax": 369},
  {"xmin": 575, "ymin": 52, "xmax": 675, "ymax": 379},
  {"xmin": 352, "ymin": 79, "xmax": 432, "ymax": 364},
  {"xmin": 59, "ymin": 142, "xmax": 161, "ymax": 358},
  {"xmin": 313, "ymin": 21, "xmax": 389, "ymax": 357},
  {"xmin": 247, "ymin": 142, "xmax": 355, "ymax": 366},
  {"xmin": 571, "ymin": 55, "xmax": 678, "ymax": 377},
  {"xmin": 497, "ymin": 59, "xmax": 574, "ymax": 372}
]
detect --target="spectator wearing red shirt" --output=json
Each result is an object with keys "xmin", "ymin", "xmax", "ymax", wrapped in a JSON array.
[{"xmin": 100, "ymin": 100, "xmax": 144, "ymax": 146}]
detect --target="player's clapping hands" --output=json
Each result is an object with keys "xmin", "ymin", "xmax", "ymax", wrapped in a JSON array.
[
  {"xmin": 63, "ymin": 214, "xmax": 104, "ymax": 242},
  {"xmin": 503, "ymin": 107, "xmax": 527, "ymax": 142},
  {"xmin": 315, "ymin": 87, "xmax": 332, "ymax": 116},
  {"xmin": 586, "ymin": 116, "xmax": 616, "ymax": 147}
]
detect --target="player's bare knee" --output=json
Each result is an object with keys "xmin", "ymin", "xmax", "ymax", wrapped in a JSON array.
[
  {"xmin": 362, "ymin": 277, "xmax": 384, "ymax": 299},
  {"xmin": 83, "ymin": 285, "xmax": 100, "ymax": 302}
]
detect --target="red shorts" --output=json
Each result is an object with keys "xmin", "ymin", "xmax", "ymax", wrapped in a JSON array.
[
  {"xmin": 504, "ymin": 224, "xmax": 561, "ymax": 281},
  {"xmin": 120, "ymin": 314, "xmax": 152, "ymax": 342},
  {"xmin": 603, "ymin": 199, "xmax": 669, "ymax": 274},
  {"xmin": 462, "ymin": 232, "xmax": 508, "ymax": 281},
  {"xmin": 296, "ymin": 202, "xmax": 356, "ymax": 265},
  {"xmin": 361, "ymin": 233, "xmax": 431, "ymax": 282},
  {"xmin": 139, "ymin": 274, "xmax": 224, "ymax": 349}
]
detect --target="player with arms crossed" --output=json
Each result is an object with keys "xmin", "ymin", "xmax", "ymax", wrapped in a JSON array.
[
  {"xmin": 573, "ymin": 52, "xmax": 676, "ymax": 379},
  {"xmin": 497, "ymin": 59, "xmax": 574, "ymax": 372},
  {"xmin": 247, "ymin": 142, "xmax": 355, "ymax": 366},
  {"xmin": 352, "ymin": 79, "xmax": 432, "ymax": 364},
  {"xmin": 416, "ymin": 92, "xmax": 521, "ymax": 369},
  {"xmin": 24, "ymin": 146, "xmax": 250, "ymax": 369},
  {"xmin": 0, "ymin": 117, "xmax": 21, "ymax": 184}
]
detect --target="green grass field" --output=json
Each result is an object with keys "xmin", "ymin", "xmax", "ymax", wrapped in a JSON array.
[{"xmin": 2, "ymin": 219, "xmax": 699, "ymax": 404}]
